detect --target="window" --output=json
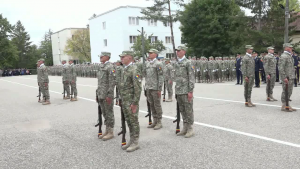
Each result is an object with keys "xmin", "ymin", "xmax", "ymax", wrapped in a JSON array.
[
  {"xmin": 166, "ymin": 53, "xmax": 175, "ymax": 59},
  {"xmin": 129, "ymin": 17, "xmax": 139, "ymax": 25},
  {"xmin": 129, "ymin": 36, "xmax": 138, "ymax": 43},
  {"xmin": 103, "ymin": 22, "xmax": 106, "ymax": 29},
  {"xmin": 149, "ymin": 36, "xmax": 158, "ymax": 43},
  {"xmin": 104, "ymin": 39, "xmax": 107, "ymax": 46},
  {"xmin": 148, "ymin": 19, "xmax": 157, "ymax": 26},
  {"xmin": 165, "ymin": 36, "xmax": 171, "ymax": 44}
]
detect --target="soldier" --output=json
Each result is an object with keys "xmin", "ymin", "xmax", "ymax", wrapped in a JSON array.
[
  {"xmin": 174, "ymin": 46, "xmax": 195, "ymax": 138},
  {"xmin": 119, "ymin": 51, "xmax": 142, "ymax": 152},
  {"xmin": 279, "ymin": 43, "xmax": 297, "ymax": 112},
  {"xmin": 38, "ymin": 59, "xmax": 50, "ymax": 105},
  {"xmin": 36, "ymin": 60, "xmax": 44, "ymax": 103},
  {"xmin": 263, "ymin": 47, "xmax": 277, "ymax": 101},
  {"xmin": 115, "ymin": 59, "xmax": 123, "ymax": 105},
  {"xmin": 235, "ymin": 53, "xmax": 243, "ymax": 85},
  {"xmin": 241, "ymin": 45, "xmax": 255, "ymax": 107},
  {"xmin": 62, "ymin": 60, "xmax": 70, "ymax": 99},
  {"xmin": 254, "ymin": 51, "xmax": 262, "ymax": 88},
  {"xmin": 164, "ymin": 58, "xmax": 175, "ymax": 102},
  {"xmin": 208, "ymin": 56, "xmax": 214, "ymax": 83},
  {"xmin": 144, "ymin": 49, "xmax": 164, "ymax": 130},
  {"xmin": 69, "ymin": 59, "xmax": 78, "ymax": 101},
  {"xmin": 96, "ymin": 52, "xmax": 116, "ymax": 141}
]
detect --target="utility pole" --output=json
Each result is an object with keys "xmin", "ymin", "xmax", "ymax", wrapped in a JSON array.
[
  {"xmin": 284, "ymin": 0, "xmax": 289, "ymax": 43},
  {"xmin": 167, "ymin": 0, "xmax": 178, "ymax": 61}
]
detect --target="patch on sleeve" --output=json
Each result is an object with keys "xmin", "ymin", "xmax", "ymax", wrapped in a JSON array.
[
  {"xmin": 191, "ymin": 66, "xmax": 195, "ymax": 71},
  {"xmin": 135, "ymin": 75, "xmax": 140, "ymax": 79},
  {"xmin": 157, "ymin": 67, "xmax": 162, "ymax": 70},
  {"xmin": 111, "ymin": 70, "xmax": 115, "ymax": 74}
]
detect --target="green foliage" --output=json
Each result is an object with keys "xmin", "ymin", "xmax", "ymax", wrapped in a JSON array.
[
  {"xmin": 64, "ymin": 29, "xmax": 91, "ymax": 62},
  {"xmin": 280, "ymin": 0, "xmax": 300, "ymax": 12},
  {"xmin": 131, "ymin": 33, "xmax": 166, "ymax": 58},
  {"xmin": 39, "ymin": 30, "xmax": 53, "ymax": 66}
]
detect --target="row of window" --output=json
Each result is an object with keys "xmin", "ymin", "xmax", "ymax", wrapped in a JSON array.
[
  {"xmin": 102, "ymin": 36, "xmax": 172, "ymax": 47},
  {"xmin": 101, "ymin": 17, "xmax": 170, "ymax": 30}
]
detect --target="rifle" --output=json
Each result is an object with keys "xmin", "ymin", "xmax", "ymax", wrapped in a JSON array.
[
  {"xmin": 163, "ymin": 82, "xmax": 166, "ymax": 102},
  {"xmin": 37, "ymin": 86, "xmax": 41, "ymax": 102},
  {"xmin": 95, "ymin": 91, "xmax": 102, "ymax": 137},
  {"xmin": 245, "ymin": 77, "xmax": 249, "ymax": 106},
  {"xmin": 285, "ymin": 78, "xmax": 289, "ymax": 111},
  {"xmin": 117, "ymin": 100, "xmax": 126, "ymax": 146},
  {"xmin": 267, "ymin": 75, "xmax": 271, "ymax": 101},
  {"xmin": 62, "ymin": 83, "xmax": 66, "ymax": 99},
  {"xmin": 173, "ymin": 95, "xmax": 180, "ymax": 134},
  {"xmin": 115, "ymin": 87, "xmax": 119, "ymax": 105},
  {"xmin": 144, "ymin": 86, "xmax": 152, "ymax": 125},
  {"xmin": 70, "ymin": 84, "xmax": 73, "ymax": 100}
]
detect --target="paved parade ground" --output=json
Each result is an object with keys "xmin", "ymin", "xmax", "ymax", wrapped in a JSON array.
[{"xmin": 1, "ymin": 75, "xmax": 300, "ymax": 168}]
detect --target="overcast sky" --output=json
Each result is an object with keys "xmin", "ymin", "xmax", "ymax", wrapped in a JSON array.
[{"xmin": 0, "ymin": 0, "xmax": 251, "ymax": 46}]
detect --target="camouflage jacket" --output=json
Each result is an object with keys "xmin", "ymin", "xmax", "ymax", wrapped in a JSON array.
[
  {"xmin": 69, "ymin": 64, "xmax": 77, "ymax": 81},
  {"xmin": 174, "ymin": 57, "xmax": 195, "ymax": 95},
  {"xmin": 144, "ymin": 59, "xmax": 164, "ymax": 91},
  {"xmin": 116, "ymin": 65, "xmax": 124, "ymax": 87},
  {"xmin": 208, "ymin": 60, "xmax": 214, "ymax": 70},
  {"xmin": 38, "ymin": 64, "xmax": 49, "ymax": 83},
  {"xmin": 163, "ymin": 63, "xmax": 175, "ymax": 81},
  {"xmin": 62, "ymin": 64, "xmax": 69, "ymax": 81},
  {"xmin": 279, "ymin": 51, "xmax": 295, "ymax": 80},
  {"xmin": 241, "ymin": 53, "xmax": 255, "ymax": 78},
  {"xmin": 119, "ymin": 63, "xmax": 142, "ymax": 105},
  {"xmin": 263, "ymin": 53, "xmax": 276, "ymax": 75},
  {"xmin": 97, "ymin": 62, "xmax": 116, "ymax": 99},
  {"xmin": 134, "ymin": 62, "xmax": 144, "ymax": 78}
]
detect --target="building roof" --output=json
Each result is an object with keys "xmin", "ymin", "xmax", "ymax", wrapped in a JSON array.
[{"xmin": 52, "ymin": 28, "xmax": 87, "ymax": 34}]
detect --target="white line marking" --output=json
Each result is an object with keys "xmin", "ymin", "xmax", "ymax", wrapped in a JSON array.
[{"xmin": 1, "ymin": 78, "xmax": 300, "ymax": 148}]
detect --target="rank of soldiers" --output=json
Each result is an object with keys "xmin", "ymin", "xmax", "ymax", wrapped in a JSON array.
[{"xmin": 35, "ymin": 43, "xmax": 296, "ymax": 153}]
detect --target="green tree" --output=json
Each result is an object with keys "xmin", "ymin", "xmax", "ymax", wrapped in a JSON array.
[
  {"xmin": 27, "ymin": 45, "xmax": 41, "ymax": 69},
  {"xmin": 0, "ymin": 14, "xmax": 19, "ymax": 69},
  {"xmin": 64, "ymin": 29, "xmax": 91, "ymax": 62},
  {"xmin": 180, "ymin": 0, "xmax": 248, "ymax": 57},
  {"xmin": 39, "ymin": 29, "xmax": 53, "ymax": 66},
  {"xmin": 281, "ymin": 0, "xmax": 300, "ymax": 12},
  {"xmin": 11, "ymin": 20, "xmax": 32, "ymax": 68},
  {"xmin": 131, "ymin": 33, "xmax": 166, "ymax": 57}
]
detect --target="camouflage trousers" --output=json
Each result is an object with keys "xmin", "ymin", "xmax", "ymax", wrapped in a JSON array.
[
  {"xmin": 147, "ymin": 89, "xmax": 163, "ymax": 120},
  {"xmin": 39, "ymin": 82, "xmax": 50, "ymax": 100},
  {"xmin": 70, "ymin": 82, "xmax": 77, "ymax": 96},
  {"xmin": 244, "ymin": 77, "xmax": 254, "ymax": 100},
  {"xmin": 266, "ymin": 74, "xmax": 276, "ymax": 95},
  {"xmin": 218, "ymin": 71, "xmax": 223, "ymax": 82},
  {"xmin": 63, "ymin": 81, "xmax": 70, "ymax": 96},
  {"xmin": 281, "ymin": 79, "xmax": 294, "ymax": 103},
  {"xmin": 99, "ymin": 99, "xmax": 115, "ymax": 128},
  {"xmin": 208, "ymin": 70, "xmax": 213, "ymax": 81},
  {"xmin": 121, "ymin": 100, "xmax": 140, "ymax": 139},
  {"xmin": 177, "ymin": 94, "xmax": 194, "ymax": 125},
  {"xmin": 165, "ymin": 80, "xmax": 173, "ymax": 97}
]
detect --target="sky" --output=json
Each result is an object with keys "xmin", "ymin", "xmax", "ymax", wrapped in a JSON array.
[{"xmin": 0, "ymin": 0, "xmax": 251, "ymax": 46}]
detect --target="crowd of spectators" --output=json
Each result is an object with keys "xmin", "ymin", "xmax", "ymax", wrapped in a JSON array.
[{"xmin": 0, "ymin": 69, "xmax": 31, "ymax": 77}]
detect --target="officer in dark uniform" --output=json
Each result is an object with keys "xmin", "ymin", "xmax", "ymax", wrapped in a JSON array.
[
  {"xmin": 261, "ymin": 52, "xmax": 267, "ymax": 84},
  {"xmin": 254, "ymin": 51, "xmax": 262, "ymax": 88},
  {"xmin": 235, "ymin": 53, "xmax": 243, "ymax": 85},
  {"xmin": 292, "ymin": 51, "xmax": 299, "ymax": 87},
  {"xmin": 275, "ymin": 52, "xmax": 279, "ymax": 82}
]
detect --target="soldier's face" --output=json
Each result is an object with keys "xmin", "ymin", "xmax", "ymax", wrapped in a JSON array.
[
  {"xmin": 176, "ymin": 50, "xmax": 186, "ymax": 58},
  {"xmin": 62, "ymin": 61, "xmax": 66, "ymax": 64},
  {"xmin": 122, "ymin": 55, "xmax": 132, "ymax": 65},
  {"xmin": 268, "ymin": 49, "xmax": 274, "ymax": 54},
  {"xmin": 148, "ymin": 52, "xmax": 157, "ymax": 60},
  {"xmin": 100, "ymin": 56, "xmax": 109, "ymax": 63},
  {"xmin": 246, "ymin": 49, "xmax": 253, "ymax": 54}
]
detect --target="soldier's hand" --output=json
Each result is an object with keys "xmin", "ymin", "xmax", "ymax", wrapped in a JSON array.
[
  {"xmin": 188, "ymin": 92, "xmax": 193, "ymax": 102},
  {"xmin": 157, "ymin": 91, "xmax": 161, "ymax": 98},
  {"xmin": 284, "ymin": 78, "xmax": 289, "ymax": 84},
  {"xmin": 169, "ymin": 80, "xmax": 172, "ymax": 84},
  {"xmin": 267, "ymin": 75, "xmax": 271, "ymax": 80},
  {"xmin": 245, "ymin": 77, "xmax": 249, "ymax": 82},
  {"xmin": 106, "ymin": 97, "xmax": 112, "ymax": 105},
  {"xmin": 45, "ymin": 83, "xmax": 48, "ymax": 87},
  {"xmin": 131, "ymin": 104, "xmax": 137, "ymax": 114}
]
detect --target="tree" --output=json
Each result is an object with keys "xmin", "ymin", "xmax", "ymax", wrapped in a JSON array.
[
  {"xmin": 281, "ymin": 0, "xmax": 300, "ymax": 12},
  {"xmin": 131, "ymin": 33, "xmax": 166, "ymax": 57},
  {"xmin": 64, "ymin": 29, "xmax": 91, "ymax": 62},
  {"xmin": 180, "ymin": 0, "xmax": 249, "ymax": 57},
  {"xmin": 141, "ymin": 0, "xmax": 184, "ymax": 59},
  {"xmin": 0, "ymin": 14, "xmax": 19, "ymax": 69},
  {"xmin": 39, "ymin": 29, "xmax": 53, "ymax": 66},
  {"xmin": 27, "ymin": 45, "xmax": 41, "ymax": 69}
]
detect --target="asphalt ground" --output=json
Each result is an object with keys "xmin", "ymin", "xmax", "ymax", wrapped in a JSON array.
[{"xmin": 1, "ymin": 75, "xmax": 300, "ymax": 168}]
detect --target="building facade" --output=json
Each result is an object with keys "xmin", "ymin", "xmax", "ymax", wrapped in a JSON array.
[
  {"xmin": 51, "ymin": 28, "xmax": 87, "ymax": 65},
  {"xmin": 89, "ymin": 6, "xmax": 182, "ymax": 63}
]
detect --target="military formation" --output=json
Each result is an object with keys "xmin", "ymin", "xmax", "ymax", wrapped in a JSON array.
[{"xmin": 33, "ymin": 42, "xmax": 298, "ymax": 153}]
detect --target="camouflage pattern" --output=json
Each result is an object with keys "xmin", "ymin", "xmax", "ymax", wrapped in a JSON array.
[
  {"xmin": 263, "ymin": 53, "xmax": 277, "ymax": 95},
  {"xmin": 97, "ymin": 61, "xmax": 116, "ymax": 128},
  {"xmin": 163, "ymin": 62, "xmax": 175, "ymax": 97},
  {"xmin": 69, "ymin": 63, "xmax": 78, "ymax": 96},
  {"xmin": 38, "ymin": 63, "xmax": 50, "ymax": 100},
  {"xmin": 119, "ymin": 63, "xmax": 142, "ymax": 142},
  {"xmin": 241, "ymin": 53, "xmax": 255, "ymax": 100},
  {"xmin": 62, "ymin": 64, "xmax": 70, "ymax": 96},
  {"xmin": 279, "ymin": 51, "xmax": 295, "ymax": 103}
]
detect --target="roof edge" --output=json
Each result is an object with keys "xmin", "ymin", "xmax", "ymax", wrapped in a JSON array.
[{"xmin": 52, "ymin": 28, "xmax": 87, "ymax": 34}]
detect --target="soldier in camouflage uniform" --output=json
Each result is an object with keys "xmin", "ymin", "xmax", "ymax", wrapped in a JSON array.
[
  {"xmin": 208, "ymin": 56, "xmax": 215, "ymax": 83},
  {"xmin": 163, "ymin": 58, "xmax": 175, "ymax": 102},
  {"xmin": 279, "ymin": 43, "xmax": 297, "ymax": 112},
  {"xmin": 174, "ymin": 46, "xmax": 195, "ymax": 138},
  {"xmin": 115, "ymin": 59, "xmax": 123, "ymax": 105},
  {"xmin": 38, "ymin": 59, "xmax": 50, "ymax": 105},
  {"xmin": 69, "ymin": 60, "xmax": 78, "ymax": 101},
  {"xmin": 241, "ymin": 45, "xmax": 255, "ymax": 107},
  {"xmin": 62, "ymin": 60, "xmax": 70, "ymax": 99},
  {"xmin": 36, "ymin": 60, "xmax": 44, "ymax": 103},
  {"xmin": 144, "ymin": 49, "xmax": 164, "ymax": 130},
  {"xmin": 119, "ymin": 51, "xmax": 142, "ymax": 152},
  {"xmin": 263, "ymin": 47, "xmax": 278, "ymax": 101},
  {"xmin": 229, "ymin": 57, "xmax": 236, "ymax": 81},
  {"xmin": 96, "ymin": 52, "xmax": 116, "ymax": 141}
]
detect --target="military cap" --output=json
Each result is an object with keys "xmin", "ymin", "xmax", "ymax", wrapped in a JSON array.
[
  {"xmin": 245, "ymin": 45, "xmax": 254, "ymax": 49},
  {"xmin": 253, "ymin": 51, "xmax": 257, "ymax": 54},
  {"xmin": 267, "ymin": 46, "xmax": 274, "ymax": 50},
  {"xmin": 99, "ymin": 52, "xmax": 111, "ymax": 57},
  {"xmin": 283, "ymin": 43, "xmax": 293, "ymax": 48},
  {"xmin": 175, "ymin": 45, "xmax": 187, "ymax": 51},
  {"xmin": 62, "ymin": 60, "xmax": 66, "ymax": 62},
  {"xmin": 119, "ymin": 53, "xmax": 125, "ymax": 57},
  {"xmin": 116, "ymin": 60, "xmax": 121, "ymax": 63},
  {"xmin": 165, "ymin": 58, "xmax": 170, "ymax": 61},
  {"xmin": 122, "ymin": 51, "xmax": 134, "ymax": 56},
  {"xmin": 148, "ymin": 49, "xmax": 159, "ymax": 54},
  {"xmin": 39, "ymin": 58, "xmax": 45, "ymax": 62},
  {"xmin": 69, "ymin": 59, "xmax": 74, "ymax": 61}
]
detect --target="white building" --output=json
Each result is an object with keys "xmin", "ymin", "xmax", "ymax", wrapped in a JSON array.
[
  {"xmin": 51, "ymin": 28, "xmax": 87, "ymax": 65},
  {"xmin": 89, "ymin": 6, "xmax": 182, "ymax": 63}
]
